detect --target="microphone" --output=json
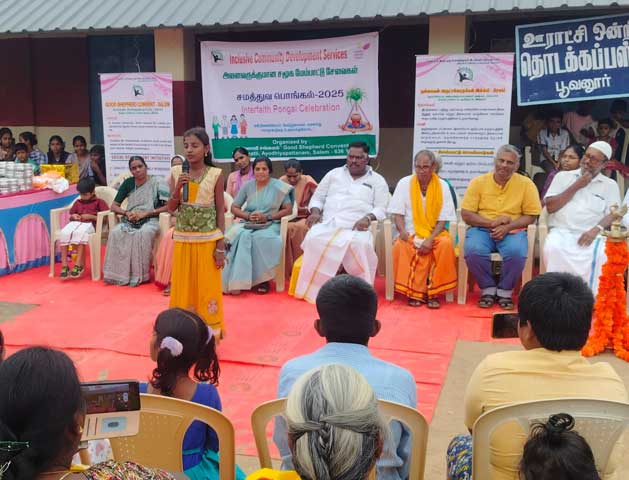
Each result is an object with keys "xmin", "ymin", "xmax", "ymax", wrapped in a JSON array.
[{"xmin": 182, "ymin": 159, "xmax": 190, "ymax": 202}]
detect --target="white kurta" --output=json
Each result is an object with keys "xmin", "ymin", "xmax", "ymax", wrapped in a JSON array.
[
  {"xmin": 543, "ymin": 170, "xmax": 620, "ymax": 295},
  {"xmin": 294, "ymin": 166, "xmax": 389, "ymax": 303}
]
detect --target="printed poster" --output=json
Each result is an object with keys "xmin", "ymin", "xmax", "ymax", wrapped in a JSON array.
[
  {"xmin": 516, "ymin": 14, "xmax": 629, "ymax": 105},
  {"xmin": 200, "ymin": 33, "xmax": 379, "ymax": 162},
  {"xmin": 100, "ymin": 73, "xmax": 175, "ymax": 181},
  {"xmin": 413, "ymin": 54, "xmax": 514, "ymax": 194}
]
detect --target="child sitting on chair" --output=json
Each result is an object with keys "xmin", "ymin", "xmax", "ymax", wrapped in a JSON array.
[
  {"xmin": 142, "ymin": 308, "xmax": 246, "ymax": 480},
  {"xmin": 59, "ymin": 177, "xmax": 108, "ymax": 279}
]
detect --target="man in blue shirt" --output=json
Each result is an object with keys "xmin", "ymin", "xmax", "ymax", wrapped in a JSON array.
[{"xmin": 273, "ymin": 274, "xmax": 417, "ymax": 480}]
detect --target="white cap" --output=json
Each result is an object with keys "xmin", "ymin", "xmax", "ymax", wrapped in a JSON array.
[{"xmin": 588, "ymin": 141, "xmax": 613, "ymax": 161}]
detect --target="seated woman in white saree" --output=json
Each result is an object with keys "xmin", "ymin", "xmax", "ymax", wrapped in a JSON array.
[
  {"xmin": 103, "ymin": 156, "xmax": 169, "ymax": 286},
  {"xmin": 222, "ymin": 156, "xmax": 294, "ymax": 294}
]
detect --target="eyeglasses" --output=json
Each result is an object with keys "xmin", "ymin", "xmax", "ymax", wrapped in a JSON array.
[
  {"xmin": 583, "ymin": 152, "xmax": 605, "ymax": 163},
  {"xmin": 348, "ymin": 155, "xmax": 366, "ymax": 161}
]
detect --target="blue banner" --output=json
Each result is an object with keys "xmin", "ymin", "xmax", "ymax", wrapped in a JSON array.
[{"xmin": 516, "ymin": 14, "xmax": 629, "ymax": 105}]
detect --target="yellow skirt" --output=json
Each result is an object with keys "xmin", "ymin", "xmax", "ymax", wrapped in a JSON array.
[{"xmin": 170, "ymin": 239, "xmax": 224, "ymax": 335}]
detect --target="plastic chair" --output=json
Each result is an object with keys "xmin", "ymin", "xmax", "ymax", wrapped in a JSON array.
[
  {"xmin": 49, "ymin": 186, "xmax": 117, "ymax": 281},
  {"xmin": 456, "ymin": 220, "xmax": 537, "ymax": 304},
  {"xmin": 251, "ymin": 398, "xmax": 428, "ymax": 480},
  {"xmin": 523, "ymin": 145, "xmax": 545, "ymax": 179},
  {"xmin": 110, "ymin": 393, "xmax": 235, "ymax": 480},
  {"xmin": 472, "ymin": 398, "xmax": 629, "ymax": 480}
]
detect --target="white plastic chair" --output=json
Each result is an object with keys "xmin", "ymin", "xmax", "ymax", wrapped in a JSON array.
[
  {"xmin": 457, "ymin": 220, "xmax": 537, "ymax": 304},
  {"xmin": 472, "ymin": 398, "xmax": 629, "ymax": 480},
  {"xmin": 523, "ymin": 145, "xmax": 545, "ymax": 179},
  {"xmin": 537, "ymin": 207, "xmax": 549, "ymax": 274},
  {"xmin": 49, "ymin": 186, "xmax": 116, "ymax": 281}
]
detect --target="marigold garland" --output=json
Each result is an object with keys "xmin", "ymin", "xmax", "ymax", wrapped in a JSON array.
[{"xmin": 582, "ymin": 240, "xmax": 629, "ymax": 361}]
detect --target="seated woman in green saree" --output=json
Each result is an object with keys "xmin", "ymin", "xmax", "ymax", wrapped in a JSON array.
[
  {"xmin": 103, "ymin": 156, "xmax": 169, "ymax": 286},
  {"xmin": 222, "ymin": 157, "xmax": 294, "ymax": 294}
]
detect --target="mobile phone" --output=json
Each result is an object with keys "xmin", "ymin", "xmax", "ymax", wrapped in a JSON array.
[
  {"xmin": 491, "ymin": 313, "xmax": 521, "ymax": 339},
  {"xmin": 81, "ymin": 380, "xmax": 141, "ymax": 414},
  {"xmin": 80, "ymin": 380, "xmax": 141, "ymax": 441}
]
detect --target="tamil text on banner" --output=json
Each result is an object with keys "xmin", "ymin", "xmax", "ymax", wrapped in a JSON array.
[
  {"xmin": 100, "ymin": 73, "xmax": 175, "ymax": 180},
  {"xmin": 200, "ymin": 33, "xmax": 379, "ymax": 161},
  {"xmin": 413, "ymin": 54, "xmax": 514, "ymax": 194},
  {"xmin": 516, "ymin": 14, "xmax": 629, "ymax": 105}
]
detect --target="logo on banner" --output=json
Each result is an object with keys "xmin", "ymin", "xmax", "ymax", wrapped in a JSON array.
[
  {"xmin": 211, "ymin": 50, "xmax": 224, "ymax": 64},
  {"xmin": 132, "ymin": 85, "xmax": 144, "ymax": 97},
  {"xmin": 456, "ymin": 67, "xmax": 474, "ymax": 83}
]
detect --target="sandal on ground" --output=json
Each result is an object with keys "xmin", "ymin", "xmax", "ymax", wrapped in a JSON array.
[
  {"xmin": 478, "ymin": 294, "xmax": 496, "ymax": 308},
  {"xmin": 427, "ymin": 298, "xmax": 441, "ymax": 309},
  {"xmin": 162, "ymin": 286, "xmax": 171, "ymax": 296},
  {"xmin": 408, "ymin": 298, "xmax": 425, "ymax": 307},
  {"xmin": 60, "ymin": 266, "xmax": 69, "ymax": 279},
  {"xmin": 496, "ymin": 296, "xmax": 514, "ymax": 310},
  {"xmin": 256, "ymin": 282, "xmax": 270, "ymax": 294},
  {"xmin": 70, "ymin": 265, "xmax": 84, "ymax": 278}
]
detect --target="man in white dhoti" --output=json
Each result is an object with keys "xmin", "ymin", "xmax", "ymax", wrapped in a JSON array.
[
  {"xmin": 543, "ymin": 141, "xmax": 619, "ymax": 295},
  {"xmin": 294, "ymin": 141, "xmax": 389, "ymax": 303}
]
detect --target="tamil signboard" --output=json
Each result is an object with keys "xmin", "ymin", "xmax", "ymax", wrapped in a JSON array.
[
  {"xmin": 516, "ymin": 14, "xmax": 629, "ymax": 105},
  {"xmin": 200, "ymin": 33, "xmax": 379, "ymax": 161}
]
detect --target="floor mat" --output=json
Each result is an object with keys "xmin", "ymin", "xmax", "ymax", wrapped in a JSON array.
[{"xmin": 0, "ymin": 265, "xmax": 498, "ymax": 456}]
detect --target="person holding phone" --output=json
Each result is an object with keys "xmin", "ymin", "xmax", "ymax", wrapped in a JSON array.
[
  {"xmin": 168, "ymin": 127, "xmax": 226, "ymax": 338},
  {"xmin": 446, "ymin": 272, "xmax": 627, "ymax": 480}
]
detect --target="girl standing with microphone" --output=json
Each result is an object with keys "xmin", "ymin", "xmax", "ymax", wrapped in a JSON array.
[{"xmin": 167, "ymin": 127, "xmax": 227, "ymax": 339}]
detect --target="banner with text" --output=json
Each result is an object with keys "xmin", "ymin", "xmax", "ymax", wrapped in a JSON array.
[
  {"xmin": 516, "ymin": 14, "xmax": 629, "ymax": 105},
  {"xmin": 100, "ymin": 73, "xmax": 175, "ymax": 181},
  {"xmin": 413, "ymin": 54, "xmax": 514, "ymax": 194},
  {"xmin": 200, "ymin": 33, "xmax": 379, "ymax": 162}
]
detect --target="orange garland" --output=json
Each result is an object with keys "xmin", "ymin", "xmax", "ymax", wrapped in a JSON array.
[{"xmin": 582, "ymin": 240, "xmax": 629, "ymax": 361}]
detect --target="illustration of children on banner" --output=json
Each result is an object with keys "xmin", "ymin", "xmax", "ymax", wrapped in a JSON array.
[{"xmin": 339, "ymin": 87, "xmax": 373, "ymax": 133}]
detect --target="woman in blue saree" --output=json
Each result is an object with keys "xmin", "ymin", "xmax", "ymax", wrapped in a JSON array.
[{"xmin": 223, "ymin": 156, "xmax": 294, "ymax": 294}]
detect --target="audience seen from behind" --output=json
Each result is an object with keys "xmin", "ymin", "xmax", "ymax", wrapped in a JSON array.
[
  {"xmin": 461, "ymin": 144, "xmax": 541, "ymax": 310},
  {"xmin": 293, "ymin": 141, "xmax": 389, "ymax": 303},
  {"xmin": 141, "ymin": 308, "xmax": 246, "ymax": 480},
  {"xmin": 0, "ymin": 347, "xmax": 176, "ymax": 479},
  {"xmin": 222, "ymin": 156, "xmax": 294, "ymax": 295},
  {"xmin": 274, "ymin": 274, "xmax": 416, "ymax": 480},
  {"xmin": 520, "ymin": 413, "xmax": 601, "ymax": 480},
  {"xmin": 255, "ymin": 364, "xmax": 387, "ymax": 480},
  {"xmin": 103, "ymin": 155, "xmax": 169, "ymax": 287},
  {"xmin": 0, "ymin": 329, "xmax": 4, "ymax": 362},
  {"xmin": 447, "ymin": 272, "xmax": 628, "ymax": 480}
]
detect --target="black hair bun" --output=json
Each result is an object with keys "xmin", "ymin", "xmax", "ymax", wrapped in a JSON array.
[{"xmin": 545, "ymin": 413, "xmax": 575, "ymax": 434}]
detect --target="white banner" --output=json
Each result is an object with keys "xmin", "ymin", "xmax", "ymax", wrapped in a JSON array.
[
  {"xmin": 200, "ymin": 33, "xmax": 379, "ymax": 162},
  {"xmin": 413, "ymin": 54, "xmax": 514, "ymax": 193},
  {"xmin": 100, "ymin": 73, "xmax": 175, "ymax": 181}
]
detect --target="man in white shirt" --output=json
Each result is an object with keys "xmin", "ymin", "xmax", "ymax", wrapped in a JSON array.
[
  {"xmin": 293, "ymin": 141, "xmax": 389, "ymax": 303},
  {"xmin": 389, "ymin": 150, "xmax": 457, "ymax": 307},
  {"xmin": 537, "ymin": 110, "xmax": 570, "ymax": 172},
  {"xmin": 543, "ymin": 141, "xmax": 619, "ymax": 294}
]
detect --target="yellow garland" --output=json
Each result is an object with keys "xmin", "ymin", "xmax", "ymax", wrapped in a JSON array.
[{"xmin": 582, "ymin": 240, "xmax": 629, "ymax": 361}]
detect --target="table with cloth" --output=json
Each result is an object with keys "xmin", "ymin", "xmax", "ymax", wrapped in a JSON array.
[{"xmin": 0, "ymin": 186, "xmax": 77, "ymax": 276}]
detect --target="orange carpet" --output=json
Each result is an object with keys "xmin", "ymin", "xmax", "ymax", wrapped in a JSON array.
[{"xmin": 0, "ymin": 263, "xmax": 509, "ymax": 455}]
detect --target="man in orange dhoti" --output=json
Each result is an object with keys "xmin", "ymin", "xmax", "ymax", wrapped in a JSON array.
[{"xmin": 389, "ymin": 150, "xmax": 457, "ymax": 307}]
